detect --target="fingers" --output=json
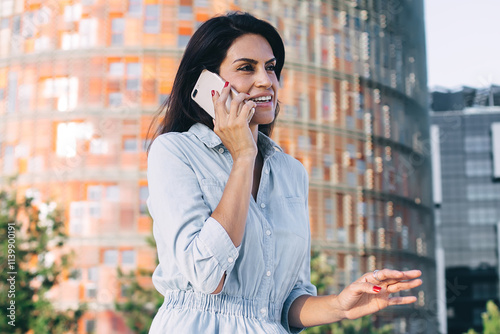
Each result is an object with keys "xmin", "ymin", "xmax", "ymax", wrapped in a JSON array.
[
  {"xmin": 211, "ymin": 81, "xmax": 235, "ymax": 122},
  {"xmin": 352, "ymin": 282, "xmax": 384, "ymax": 295},
  {"xmin": 386, "ymin": 279, "xmax": 422, "ymax": 294},
  {"xmin": 212, "ymin": 82, "xmax": 254, "ymax": 122},
  {"xmin": 229, "ymin": 93, "xmax": 253, "ymax": 121},
  {"xmin": 357, "ymin": 269, "xmax": 422, "ymax": 300},
  {"xmin": 353, "ymin": 276, "xmax": 422, "ymax": 295},
  {"xmin": 212, "ymin": 89, "xmax": 225, "ymax": 125},
  {"xmin": 388, "ymin": 296, "xmax": 417, "ymax": 306},
  {"xmin": 241, "ymin": 100, "xmax": 256, "ymax": 123},
  {"xmin": 362, "ymin": 269, "xmax": 421, "ymax": 284}
]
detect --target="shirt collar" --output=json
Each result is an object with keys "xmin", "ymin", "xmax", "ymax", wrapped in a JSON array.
[{"xmin": 189, "ymin": 122, "xmax": 282, "ymax": 159}]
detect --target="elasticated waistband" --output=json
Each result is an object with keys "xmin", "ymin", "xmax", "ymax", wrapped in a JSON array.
[{"xmin": 162, "ymin": 290, "xmax": 282, "ymax": 322}]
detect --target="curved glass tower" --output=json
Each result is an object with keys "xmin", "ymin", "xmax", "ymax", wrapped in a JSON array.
[
  {"xmin": 0, "ymin": 0, "xmax": 435, "ymax": 332},
  {"xmin": 266, "ymin": 1, "xmax": 435, "ymax": 331}
]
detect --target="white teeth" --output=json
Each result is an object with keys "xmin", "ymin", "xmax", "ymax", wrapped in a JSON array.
[{"xmin": 251, "ymin": 96, "xmax": 271, "ymax": 103}]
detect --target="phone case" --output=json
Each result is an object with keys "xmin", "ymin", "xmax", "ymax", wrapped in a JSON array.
[{"xmin": 191, "ymin": 70, "xmax": 237, "ymax": 118}]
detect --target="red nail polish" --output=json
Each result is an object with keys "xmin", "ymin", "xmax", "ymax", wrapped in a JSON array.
[
  {"xmin": 224, "ymin": 81, "xmax": 229, "ymax": 88},
  {"xmin": 211, "ymin": 90, "xmax": 215, "ymax": 96},
  {"xmin": 373, "ymin": 286, "xmax": 382, "ymax": 293}
]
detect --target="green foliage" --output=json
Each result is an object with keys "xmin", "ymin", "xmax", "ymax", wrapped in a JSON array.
[
  {"xmin": 0, "ymin": 186, "xmax": 85, "ymax": 333},
  {"xmin": 304, "ymin": 251, "xmax": 392, "ymax": 334},
  {"xmin": 465, "ymin": 329, "xmax": 480, "ymax": 334},
  {"xmin": 466, "ymin": 300, "xmax": 500, "ymax": 334},
  {"xmin": 115, "ymin": 235, "xmax": 163, "ymax": 334},
  {"xmin": 305, "ymin": 316, "xmax": 393, "ymax": 334},
  {"xmin": 483, "ymin": 300, "xmax": 500, "ymax": 334},
  {"xmin": 310, "ymin": 250, "xmax": 335, "ymax": 295}
]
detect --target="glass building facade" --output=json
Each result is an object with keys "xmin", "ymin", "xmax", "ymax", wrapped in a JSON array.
[
  {"xmin": 0, "ymin": 0, "xmax": 436, "ymax": 332},
  {"xmin": 431, "ymin": 97, "xmax": 500, "ymax": 333}
]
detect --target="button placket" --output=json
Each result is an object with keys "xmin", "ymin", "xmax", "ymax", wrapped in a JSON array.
[{"xmin": 253, "ymin": 157, "xmax": 274, "ymax": 308}]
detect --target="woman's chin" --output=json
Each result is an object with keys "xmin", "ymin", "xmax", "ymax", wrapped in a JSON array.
[
  {"xmin": 250, "ymin": 116, "xmax": 274, "ymax": 125},
  {"xmin": 250, "ymin": 111, "xmax": 275, "ymax": 126}
]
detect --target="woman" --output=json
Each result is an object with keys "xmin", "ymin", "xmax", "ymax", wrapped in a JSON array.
[{"xmin": 147, "ymin": 12, "xmax": 422, "ymax": 333}]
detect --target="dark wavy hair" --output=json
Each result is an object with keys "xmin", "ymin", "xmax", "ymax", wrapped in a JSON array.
[{"xmin": 147, "ymin": 12, "xmax": 285, "ymax": 151}]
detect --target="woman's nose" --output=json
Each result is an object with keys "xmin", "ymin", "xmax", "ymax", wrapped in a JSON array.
[{"xmin": 255, "ymin": 69, "xmax": 273, "ymax": 88}]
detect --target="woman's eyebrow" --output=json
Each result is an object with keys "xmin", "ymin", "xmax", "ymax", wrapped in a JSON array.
[{"xmin": 233, "ymin": 57, "xmax": 276, "ymax": 64}]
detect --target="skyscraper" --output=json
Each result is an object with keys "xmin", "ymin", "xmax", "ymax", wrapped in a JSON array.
[
  {"xmin": 0, "ymin": 0, "xmax": 435, "ymax": 332},
  {"xmin": 431, "ymin": 86, "xmax": 500, "ymax": 334}
]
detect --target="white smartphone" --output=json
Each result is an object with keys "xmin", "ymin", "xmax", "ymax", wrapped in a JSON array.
[{"xmin": 191, "ymin": 69, "xmax": 238, "ymax": 118}]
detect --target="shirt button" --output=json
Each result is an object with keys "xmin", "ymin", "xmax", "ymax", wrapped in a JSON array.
[
  {"xmin": 266, "ymin": 230, "xmax": 271, "ymax": 236},
  {"xmin": 266, "ymin": 271, "xmax": 271, "ymax": 277},
  {"xmin": 264, "ymin": 168, "xmax": 269, "ymax": 174},
  {"xmin": 228, "ymin": 257, "xmax": 234, "ymax": 263},
  {"xmin": 260, "ymin": 308, "xmax": 266, "ymax": 314},
  {"xmin": 218, "ymin": 148, "xmax": 224, "ymax": 154},
  {"xmin": 260, "ymin": 203, "xmax": 266, "ymax": 209}
]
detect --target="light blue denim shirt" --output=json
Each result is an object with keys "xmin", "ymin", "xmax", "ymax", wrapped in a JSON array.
[{"xmin": 147, "ymin": 123, "xmax": 317, "ymax": 333}]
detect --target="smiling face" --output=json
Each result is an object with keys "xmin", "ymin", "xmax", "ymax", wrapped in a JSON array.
[{"xmin": 218, "ymin": 34, "xmax": 279, "ymax": 126}]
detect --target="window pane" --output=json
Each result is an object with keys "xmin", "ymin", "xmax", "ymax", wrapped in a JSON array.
[
  {"xmin": 139, "ymin": 186, "xmax": 149, "ymax": 214},
  {"xmin": 111, "ymin": 34, "xmax": 123, "ymax": 45},
  {"xmin": 121, "ymin": 250, "xmax": 135, "ymax": 265},
  {"xmin": 111, "ymin": 18, "xmax": 124, "ymax": 32},
  {"xmin": 127, "ymin": 63, "xmax": 141, "ymax": 76},
  {"xmin": 106, "ymin": 186, "xmax": 120, "ymax": 201},
  {"xmin": 109, "ymin": 63, "xmax": 124, "ymax": 76},
  {"xmin": 109, "ymin": 92, "xmax": 122, "ymax": 106},
  {"xmin": 464, "ymin": 136, "xmax": 490, "ymax": 152},
  {"xmin": 144, "ymin": 5, "xmax": 160, "ymax": 33},
  {"xmin": 468, "ymin": 208, "xmax": 497, "ymax": 224},
  {"xmin": 178, "ymin": 6, "xmax": 192, "ymax": 20},
  {"xmin": 145, "ymin": 4, "xmax": 158, "ymax": 15},
  {"xmin": 465, "ymin": 159, "xmax": 492, "ymax": 177},
  {"xmin": 178, "ymin": 35, "xmax": 190, "ymax": 47},
  {"xmin": 139, "ymin": 186, "xmax": 149, "ymax": 200},
  {"xmin": 124, "ymin": 138, "xmax": 138, "ymax": 151},
  {"xmin": 85, "ymin": 319, "xmax": 96, "ymax": 333},
  {"xmin": 126, "ymin": 79, "xmax": 139, "ymax": 90},
  {"xmin": 88, "ymin": 266, "xmax": 99, "ymax": 281},
  {"xmin": 87, "ymin": 185, "xmax": 102, "ymax": 200},
  {"xmin": 104, "ymin": 249, "xmax": 118, "ymax": 265},
  {"xmin": 128, "ymin": 0, "xmax": 142, "ymax": 14}
]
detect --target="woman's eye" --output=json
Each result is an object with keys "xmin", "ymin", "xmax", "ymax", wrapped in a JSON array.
[
  {"xmin": 237, "ymin": 65, "xmax": 253, "ymax": 71},
  {"xmin": 266, "ymin": 64, "xmax": 276, "ymax": 71}
]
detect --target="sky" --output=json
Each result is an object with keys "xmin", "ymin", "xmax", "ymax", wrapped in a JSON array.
[{"xmin": 424, "ymin": 0, "xmax": 500, "ymax": 90}]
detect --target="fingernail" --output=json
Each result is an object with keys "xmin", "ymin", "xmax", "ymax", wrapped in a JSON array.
[
  {"xmin": 373, "ymin": 286, "xmax": 382, "ymax": 293},
  {"xmin": 211, "ymin": 90, "xmax": 215, "ymax": 96},
  {"xmin": 224, "ymin": 81, "xmax": 229, "ymax": 88}
]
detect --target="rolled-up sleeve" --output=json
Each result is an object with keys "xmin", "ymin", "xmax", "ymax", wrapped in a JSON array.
[
  {"xmin": 281, "ymin": 168, "xmax": 317, "ymax": 333},
  {"xmin": 280, "ymin": 240, "xmax": 317, "ymax": 333},
  {"xmin": 147, "ymin": 134, "xmax": 239, "ymax": 294}
]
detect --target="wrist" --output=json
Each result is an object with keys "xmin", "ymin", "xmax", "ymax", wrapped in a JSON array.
[
  {"xmin": 232, "ymin": 150, "xmax": 257, "ymax": 163},
  {"xmin": 328, "ymin": 294, "xmax": 347, "ymax": 321}
]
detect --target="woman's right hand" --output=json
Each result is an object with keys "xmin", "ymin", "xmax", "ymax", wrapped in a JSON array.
[
  {"xmin": 212, "ymin": 82, "xmax": 257, "ymax": 161},
  {"xmin": 209, "ymin": 81, "xmax": 258, "ymax": 252}
]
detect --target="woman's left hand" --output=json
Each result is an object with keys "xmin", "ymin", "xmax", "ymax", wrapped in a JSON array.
[{"xmin": 333, "ymin": 269, "xmax": 422, "ymax": 320}]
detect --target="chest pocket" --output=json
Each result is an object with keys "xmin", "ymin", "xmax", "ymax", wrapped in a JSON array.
[
  {"xmin": 275, "ymin": 196, "xmax": 309, "ymax": 238},
  {"xmin": 200, "ymin": 178, "xmax": 225, "ymax": 212}
]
